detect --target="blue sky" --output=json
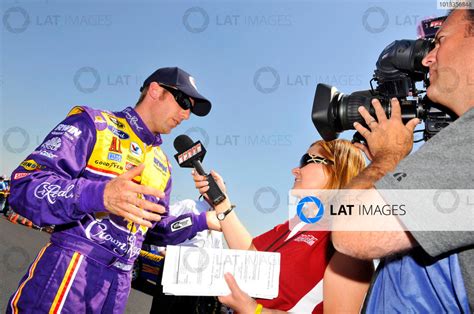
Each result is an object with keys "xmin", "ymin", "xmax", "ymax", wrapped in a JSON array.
[{"xmin": 1, "ymin": 0, "xmax": 446, "ymax": 236}]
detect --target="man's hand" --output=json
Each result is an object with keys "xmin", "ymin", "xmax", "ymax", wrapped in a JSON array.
[
  {"xmin": 219, "ymin": 273, "xmax": 258, "ymax": 314},
  {"xmin": 354, "ymin": 98, "xmax": 420, "ymax": 170},
  {"xmin": 103, "ymin": 164, "xmax": 165, "ymax": 228}
]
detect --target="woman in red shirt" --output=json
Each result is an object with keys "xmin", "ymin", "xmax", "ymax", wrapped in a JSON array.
[{"xmin": 193, "ymin": 139, "xmax": 374, "ymax": 313}]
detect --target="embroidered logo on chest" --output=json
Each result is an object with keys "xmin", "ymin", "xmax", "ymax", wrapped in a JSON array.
[{"xmin": 294, "ymin": 234, "xmax": 318, "ymax": 246}]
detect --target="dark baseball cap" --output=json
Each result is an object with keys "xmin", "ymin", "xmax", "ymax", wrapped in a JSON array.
[{"xmin": 140, "ymin": 67, "xmax": 212, "ymax": 117}]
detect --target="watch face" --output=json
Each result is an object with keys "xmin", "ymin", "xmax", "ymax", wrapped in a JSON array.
[{"xmin": 217, "ymin": 213, "xmax": 225, "ymax": 221}]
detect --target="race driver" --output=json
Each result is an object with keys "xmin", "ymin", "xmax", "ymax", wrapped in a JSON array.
[{"xmin": 7, "ymin": 67, "xmax": 218, "ymax": 313}]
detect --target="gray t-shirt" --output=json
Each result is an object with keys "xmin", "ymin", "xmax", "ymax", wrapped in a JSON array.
[{"xmin": 375, "ymin": 107, "xmax": 474, "ymax": 310}]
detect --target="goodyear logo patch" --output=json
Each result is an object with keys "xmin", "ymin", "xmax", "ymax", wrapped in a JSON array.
[{"xmin": 20, "ymin": 159, "xmax": 45, "ymax": 171}]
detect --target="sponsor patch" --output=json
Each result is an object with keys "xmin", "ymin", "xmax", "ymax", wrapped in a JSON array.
[
  {"xmin": 33, "ymin": 150, "xmax": 58, "ymax": 159},
  {"xmin": 125, "ymin": 162, "xmax": 136, "ymax": 170},
  {"xmin": 51, "ymin": 124, "xmax": 82, "ymax": 139},
  {"xmin": 107, "ymin": 125, "xmax": 130, "ymax": 140},
  {"xmin": 108, "ymin": 152, "xmax": 123, "ymax": 162},
  {"xmin": 13, "ymin": 172, "xmax": 30, "ymax": 180},
  {"xmin": 171, "ymin": 217, "xmax": 193, "ymax": 232},
  {"xmin": 94, "ymin": 115, "xmax": 106, "ymax": 123},
  {"xmin": 130, "ymin": 142, "xmax": 142, "ymax": 157},
  {"xmin": 123, "ymin": 108, "xmax": 144, "ymax": 131},
  {"xmin": 108, "ymin": 115, "xmax": 125, "ymax": 129},
  {"xmin": 294, "ymin": 234, "xmax": 318, "ymax": 246},
  {"xmin": 154, "ymin": 157, "xmax": 168, "ymax": 173},
  {"xmin": 94, "ymin": 114, "xmax": 108, "ymax": 131},
  {"xmin": 20, "ymin": 159, "xmax": 45, "ymax": 171},
  {"xmin": 108, "ymin": 137, "xmax": 122, "ymax": 153},
  {"xmin": 84, "ymin": 220, "xmax": 141, "ymax": 259},
  {"xmin": 126, "ymin": 155, "xmax": 142, "ymax": 164},
  {"xmin": 41, "ymin": 137, "xmax": 62, "ymax": 151},
  {"xmin": 34, "ymin": 182, "xmax": 75, "ymax": 204},
  {"xmin": 94, "ymin": 159, "xmax": 123, "ymax": 171}
]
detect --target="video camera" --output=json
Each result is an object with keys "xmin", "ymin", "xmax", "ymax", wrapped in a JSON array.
[{"xmin": 312, "ymin": 16, "xmax": 456, "ymax": 143}]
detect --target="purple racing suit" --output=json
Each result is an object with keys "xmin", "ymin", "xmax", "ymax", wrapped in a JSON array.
[{"xmin": 7, "ymin": 106, "xmax": 208, "ymax": 313}]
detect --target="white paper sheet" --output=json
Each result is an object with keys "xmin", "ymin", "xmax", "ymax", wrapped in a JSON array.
[{"xmin": 161, "ymin": 245, "xmax": 280, "ymax": 299}]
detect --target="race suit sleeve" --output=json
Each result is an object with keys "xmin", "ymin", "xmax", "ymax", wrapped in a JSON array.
[
  {"xmin": 9, "ymin": 111, "xmax": 107, "ymax": 226},
  {"xmin": 145, "ymin": 178, "xmax": 209, "ymax": 246}
]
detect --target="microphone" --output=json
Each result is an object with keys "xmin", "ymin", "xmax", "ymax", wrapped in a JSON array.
[{"xmin": 173, "ymin": 135, "xmax": 226, "ymax": 205}]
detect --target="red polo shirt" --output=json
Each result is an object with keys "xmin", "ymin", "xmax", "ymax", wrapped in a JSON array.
[{"xmin": 252, "ymin": 221, "xmax": 334, "ymax": 313}]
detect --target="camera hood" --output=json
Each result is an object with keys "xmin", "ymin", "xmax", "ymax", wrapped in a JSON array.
[{"xmin": 312, "ymin": 83, "xmax": 341, "ymax": 141}]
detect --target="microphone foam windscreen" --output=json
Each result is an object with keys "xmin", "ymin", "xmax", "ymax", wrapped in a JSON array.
[{"xmin": 174, "ymin": 134, "xmax": 194, "ymax": 152}]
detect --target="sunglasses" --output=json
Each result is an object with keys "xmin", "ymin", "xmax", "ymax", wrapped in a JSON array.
[
  {"xmin": 160, "ymin": 84, "xmax": 193, "ymax": 111},
  {"xmin": 299, "ymin": 153, "xmax": 333, "ymax": 168}
]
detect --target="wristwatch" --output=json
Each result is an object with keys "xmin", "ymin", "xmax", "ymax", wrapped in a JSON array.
[{"xmin": 216, "ymin": 205, "xmax": 236, "ymax": 221}]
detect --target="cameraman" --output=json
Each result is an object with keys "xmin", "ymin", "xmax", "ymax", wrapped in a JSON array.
[{"xmin": 332, "ymin": 9, "xmax": 473, "ymax": 312}]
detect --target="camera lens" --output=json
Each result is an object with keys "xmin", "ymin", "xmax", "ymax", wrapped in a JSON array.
[{"xmin": 312, "ymin": 84, "xmax": 390, "ymax": 141}]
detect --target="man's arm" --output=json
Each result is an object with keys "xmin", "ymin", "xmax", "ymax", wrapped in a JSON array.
[
  {"xmin": 323, "ymin": 251, "xmax": 374, "ymax": 312},
  {"xmin": 9, "ymin": 110, "xmax": 165, "ymax": 228},
  {"xmin": 332, "ymin": 98, "xmax": 419, "ymax": 259},
  {"xmin": 9, "ymin": 112, "xmax": 107, "ymax": 226},
  {"xmin": 145, "ymin": 178, "xmax": 214, "ymax": 246}
]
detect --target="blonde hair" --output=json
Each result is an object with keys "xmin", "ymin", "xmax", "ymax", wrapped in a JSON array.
[{"xmin": 310, "ymin": 139, "xmax": 365, "ymax": 189}]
